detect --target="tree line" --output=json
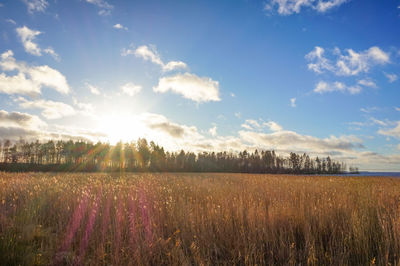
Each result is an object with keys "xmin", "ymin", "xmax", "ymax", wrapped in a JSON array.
[{"xmin": 0, "ymin": 139, "xmax": 346, "ymax": 174}]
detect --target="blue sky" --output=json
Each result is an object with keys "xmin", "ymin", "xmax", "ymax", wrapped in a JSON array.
[{"xmin": 0, "ymin": 0, "xmax": 399, "ymax": 171}]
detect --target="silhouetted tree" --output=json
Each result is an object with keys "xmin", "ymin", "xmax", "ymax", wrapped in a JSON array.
[{"xmin": 0, "ymin": 138, "xmax": 346, "ymax": 174}]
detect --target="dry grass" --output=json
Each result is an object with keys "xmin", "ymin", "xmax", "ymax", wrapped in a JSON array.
[{"xmin": 1, "ymin": 172, "xmax": 400, "ymax": 265}]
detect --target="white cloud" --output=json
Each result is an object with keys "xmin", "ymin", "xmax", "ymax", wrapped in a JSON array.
[
  {"xmin": 28, "ymin": 65, "xmax": 69, "ymax": 94},
  {"xmin": 85, "ymin": 82, "xmax": 101, "ymax": 95},
  {"xmin": 241, "ymin": 123, "xmax": 253, "ymax": 130},
  {"xmin": 153, "ymin": 72, "xmax": 220, "ymax": 103},
  {"xmin": 264, "ymin": 0, "xmax": 313, "ymax": 15},
  {"xmin": 163, "ymin": 61, "xmax": 188, "ymax": 72},
  {"xmin": 85, "ymin": 0, "xmax": 113, "ymax": 16},
  {"xmin": 263, "ymin": 121, "xmax": 283, "ymax": 132},
  {"xmin": 0, "ymin": 73, "xmax": 41, "ymax": 96},
  {"xmin": 378, "ymin": 121, "xmax": 400, "ymax": 139},
  {"xmin": 16, "ymin": 26, "xmax": 59, "ymax": 60},
  {"xmin": 241, "ymin": 119, "xmax": 283, "ymax": 132},
  {"xmin": 314, "ymin": 81, "xmax": 361, "ymax": 94},
  {"xmin": 290, "ymin": 97, "xmax": 296, "ymax": 107},
  {"xmin": 124, "ymin": 45, "xmax": 162, "ymax": 65},
  {"xmin": 121, "ymin": 82, "xmax": 142, "ymax": 97},
  {"xmin": 16, "ymin": 97, "xmax": 76, "ymax": 120},
  {"xmin": 313, "ymin": 80, "xmax": 380, "ymax": 95},
  {"xmin": 241, "ymin": 119, "xmax": 261, "ymax": 130},
  {"xmin": 123, "ymin": 45, "xmax": 188, "ymax": 72},
  {"xmin": 208, "ymin": 126, "xmax": 217, "ymax": 136},
  {"xmin": 305, "ymin": 46, "xmax": 335, "ymax": 74},
  {"xmin": 385, "ymin": 73, "xmax": 398, "ymax": 83},
  {"xmin": 264, "ymin": 0, "xmax": 348, "ymax": 15},
  {"xmin": 306, "ymin": 46, "xmax": 390, "ymax": 76},
  {"xmin": 396, "ymin": 107, "xmax": 400, "ymax": 112},
  {"xmin": 113, "ymin": 24, "xmax": 128, "ymax": 30},
  {"xmin": 22, "ymin": 0, "xmax": 48, "ymax": 13},
  {"xmin": 16, "ymin": 26, "xmax": 42, "ymax": 56},
  {"xmin": 315, "ymin": 0, "xmax": 347, "ymax": 12},
  {"xmin": 0, "ymin": 50, "xmax": 70, "ymax": 95},
  {"xmin": 72, "ymin": 99, "xmax": 95, "ymax": 116}
]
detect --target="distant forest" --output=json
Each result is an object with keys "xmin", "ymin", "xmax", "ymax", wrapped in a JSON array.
[{"xmin": 0, "ymin": 138, "xmax": 347, "ymax": 174}]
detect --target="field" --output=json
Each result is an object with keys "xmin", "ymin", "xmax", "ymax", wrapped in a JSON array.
[{"xmin": 1, "ymin": 173, "xmax": 400, "ymax": 265}]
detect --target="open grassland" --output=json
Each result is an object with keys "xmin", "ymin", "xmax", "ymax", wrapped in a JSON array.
[{"xmin": 1, "ymin": 173, "xmax": 400, "ymax": 265}]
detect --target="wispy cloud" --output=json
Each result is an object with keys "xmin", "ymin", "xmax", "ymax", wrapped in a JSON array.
[
  {"xmin": 264, "ymin": 0, "xmax": 348, "ymax": 15},
  {"xmin": 85, "ymin": 82, "xmax": 101, "ymax": 95},
  {"xmin": 314, "ymin": 81, "xmax": 362, "ymax": 94},
  {"xmin": 241, "ymin": 119, "xmax": 283, "ymax": 132},
  {"xmin": 347, "ymin": 117, "xmax": 396, "ymax": 129},
  {"xmin": 16, "ymin": 26, "xmax": 59, "ymax": 59},
  {"xmin": 6, "ymin": 19, "xmax": 16, "ymax": 25},
  {"xmin": 43, "ymin": 47, "xmax": 60, "ymax": 61},
  {"xmin": 241, "ymin": 119, "xmax": 261, "ymax": 130},
  {"xmin": 370, "ymin": 117, "xmax": 389, "ymax": 127},
  {"xmin": 121, "ymin": 82, "xmax": 142, "ymax": 97},
  {"xmin": 378, "ymin": 121, "xmax": 400, "ymax": 139},
  {"xmin": 360, "ymin": 106, "xmax": 379, "ymax": 113},
  {"xmin": 153, "ymin": 72, "xmax": 220, "ymax": 103},
  {"xmin": 85, "ymin": 0, "xmax": 113, "ymax": 16},
  {"xmin": 357, "ymin": 79, "xmax": 377, "ymax": 88},
  {"xmin": 0, "ymin": 50, "xmax": 70, "ymax": 95},
  {"xmin": 306, "ymin": 46, "xmax": 390, "ymax": 76},
  {"xmin": 22, "ymin": 0, "xmax": 48, "ymax": 14},
  {"xmin": 264, "ymin": 121, "xmax": 283, "ymax": 132},
  {"xmin": 122, "ymin": 45, "xmax": 187, "ymax": 72},
  {"xmin": 384, "ymin": 72, "xmax": 398, "ymax": 83}
]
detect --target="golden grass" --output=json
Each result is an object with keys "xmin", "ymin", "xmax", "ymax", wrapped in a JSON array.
[{"xmin": 1, "ymin": 172, "xmax": 400, "ymax": 265}]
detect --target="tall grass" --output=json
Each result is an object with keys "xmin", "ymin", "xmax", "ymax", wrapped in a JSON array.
[{"xmin": 1, "ymin": 172, "xmax": 400, "ymax": 265}]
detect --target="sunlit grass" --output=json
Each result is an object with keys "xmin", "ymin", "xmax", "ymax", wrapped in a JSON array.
[{"xmin": 1, "ymin": 172, "xmax": 400, "ymax": 265}]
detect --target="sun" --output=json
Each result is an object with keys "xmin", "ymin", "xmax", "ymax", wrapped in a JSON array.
[{"xmin": 98, "ymin": 114, "xmax": 146, "ymax": 144}]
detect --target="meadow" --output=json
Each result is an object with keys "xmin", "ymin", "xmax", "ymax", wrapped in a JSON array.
[{"xmin": 1, "ymin": 172, "xmax": 400, "ymax": 265}]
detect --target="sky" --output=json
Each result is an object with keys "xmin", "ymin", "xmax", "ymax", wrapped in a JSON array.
[{"xmin": 0, "ymin": 0, "xmax": 399, "ymax": 171}]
